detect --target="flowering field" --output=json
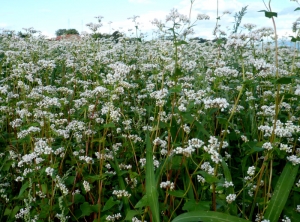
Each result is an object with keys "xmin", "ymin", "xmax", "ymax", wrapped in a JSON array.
[{"xmin": 1, "ymin": 5, "xmax": 300, "ymax": 222}]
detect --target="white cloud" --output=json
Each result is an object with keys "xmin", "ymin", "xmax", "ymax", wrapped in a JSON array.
[{"xmin": 0, "ymin": 23, "xmax": 8, "ymax": 28}]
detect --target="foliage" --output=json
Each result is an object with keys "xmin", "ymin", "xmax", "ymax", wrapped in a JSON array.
[
  {"xmin": 55, "ymin": 28, "xmax": 79, "ymax": 36},
  {"xmin": 232, "ymin": 6, "xmax": 248, "ymax": 34}
]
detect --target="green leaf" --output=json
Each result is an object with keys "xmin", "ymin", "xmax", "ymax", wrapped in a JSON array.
[
  {"xmin": 1, "ymin": 159, "xmax": 13, "ymax": 171},
  {"xmin": 4, "ymin": 208, "xmax": 11, "ymax": 216},
  {"xmin": 84, "ymin": 174, "xmax": 106, "ymax": 182},
  {"xmin": 18, "ymin": 181, "xmax": 29, "ymax": 197},
  {"xmin": 246, "ymin": 146, "xmax": 264, "ymax": 155},
  {"xmin": 65, "ymin": 176, "xmax": 75, "ymax": 185},
  {"xmin": 290, "ymin": 36, "xmax": 300, "ymax": 42},
  {"xmin": 194, "ymin": 121, "xmax": 210, "ymax": 137},
  {"xmin": 39, "ymin": 204, "xmax": 50, "ymax": 219},
  {"xmin": 172, "ymin": 211, "xmax": 249, "ymax": 222},
  {"xmin": 182, "ymin": 200, "xmax": 210, "ymax": 212},
  {"xmin": 221, "ymin": 159, "xmax": 237, "ymax": 215},
  {"xmin": 276, "ymin": 76, "xmax": 300, "ymax": 84},
  {"xmin": 182, "ymin": 113, "xmax": 194, "ymax": 124},
  {"xmin": 145, "ymin": 133, "xmax": 160, "ymax": 221},
  {"xmin": 125, "ymin": 210, "xmax": 143, "ymax": 221},
  {"xmin": 216, "ymin": 116, "xmax": 228, "ymax": 125},
  {"xmin": 276, "ymin": 77, "xmax": 293, "ymax": 84},
  {"xmin": 264, "ymin": 162, "xmax": 299, "ymax": 222},
  {"xmin": 169, "ymin": 85, "xmax": 182, "ymax": 93},
  {"xmin": 258, "ymin": 10, "xmax": 277, "ymax": 18},
  {"xmin": 168, "ymin": 190, "xmax": 185, "ymax": 198},
  {"xmin": 175, "ymin": 40, "xmax": 188, "ymax": 46},
  {"xmin": 80, "ymin": 202, "xmax": 93, "ymax": 217},
  {"xmin": 295, "ymin": 7, "xmax": 300, "ymax": 11},
  {"xmin": 101, "ymin": 122, "xmax": 115, "ymax": 129},
  {"xmin": 174, "ymin": 67, "xmax": 184, "ymax": 77},
  {"xmin": 74, "ymin": 194, "xmax": 85, "ymax": 204},
  {"xmin": 197, "ymin": 171, "xmax": 219, "ymax": 183},
  {"xmin": 102, "ymin": 197, "xmax": 118, "ymax": 212},
  {"xmin": 135, "ymin": 195, "xmax": 148, "ymax": 208}
]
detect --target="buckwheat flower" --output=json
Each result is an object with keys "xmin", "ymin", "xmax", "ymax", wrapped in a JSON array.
[
  {"xmin": 112, "ymin": 190, "xmax": 131, "ymax": 198},
  {"xmin": 106, "ymin": 213, "xmax": 122, "ymax": 221},
  {"xmin": 17, "ymin": 126, "xmax": 41, "ymax": 139},
  {"xmin": 35, "ymin": 157, "xmax": 44, "ymax": 164},
  {"xmin": 243, "ymin": 23, "xmax": 257, "ymax": 30},
  {"xmin": 55, "ymin": 177, "xmax": 69, "ymax": 196},
  {"xmin": 15, "ymin": 207, "xmax": 30, "ymax": 219},
  {"xmin": 132, "ymin": 217, "xmax": 144, "ymax": 222},
  {"xmin": 36, "ymin": 190, "xmax": 46, "ymax": 198},
  {"xmin": 119, "ymin": 163, "xmax": 132, "ymax": 170},
  {"xmin": 70, "ymin": 189, "xmax": 80, "ymax": 196},
  {"xmin": 197, "ymin": 14, "xmax": 210, "ymax": 20},
  {"xmin": 23, "ymin": 168, "xmax": 33, "ymax": 176},
  {"xmin": 79, "ymin": 156, "xmax": 94, "ymax": 164},
  {"xmin": 201, "ymin": 162, "xmax": 214, "ymax": 175},
  {"xmin": 197, "ymin": 175, "xmax": 205, "ymax": 183},
  {"xmin": 83, "ymin": 181, "xmax": 90, "ymax": 192},
  {"xmin": 282, "ymin": 216, "xmax": 291, "ymax": 222},
  {"xmin": 297, "ymin": 205, "xmax": 300, "ymax": 213},
  {"xmin": 287, "ymin": 155, "xmax": 300, "ymax": 165},
  {"xmin": 296, "ymin": 179, "xmax": 300, "ymax": 187},
  {"xmin": 226, "ymin": 194, "xmax": 236, "ymax": 203},
  {"xmin": 279, "ymin": 143, "xmax": 292, "ymax": 153},
  {"xmin": 247, "ymin": 166, "xmax": 256, "ymax": 176},
  {"xmin": 183, "ymin": 124, "xmax": 191, "ymax": 134},
  {"xmin": 10, "ymin": 118, "xmax": 23, "ymax": 128},
  {"xmin": 160, "ymin": 149, "xmax": 168, "ymax": 156},
  {"xmin": 188, "ymin": 138, "xmax": 204, "ymax": 148},
  {"xmin": 223, "ymin": 180, "xmax": 234, "ymax": 188},
  {"xmin": 241, "ymin": 135, "xmax": 249, "ymax": 142},
  {"xmin": 178, "ymin": 104, "xmax": 187, "ymax": 112},
  {"xmin": 54, "ymin": 147, "xmax": 65, "ymax": 155},
  {"xmin": 154, "ymin": 159, "xmax": 160, "ymax": 168},
  {"xmin": 225, "ymin": 151, "xmax": 231, "ymax": 160},
  {"xmin": 160, "ymin": 181, "xmax": 175, "ymax": 190},
  {"xmin": 203, "ymin": 97, "xmax": 229, "ymax": 111},
  {"xmin": 125, "ymin": 178, "xmax": 138, "ymax": 188},
  {"xmin": 15, "ymin": 176, "xmax": 24, "ymax": 182},
  {"xmin": 45, "ymin": 167, "xmax": 54, "ymax": 176},
  {"xmin": 262, "ymin": 142, "xmax": 273, "ymax": 151}
]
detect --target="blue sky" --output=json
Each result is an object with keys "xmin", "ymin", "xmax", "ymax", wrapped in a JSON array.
[{"xmin": 0, "ymin": 0, "xmax": 299, "ymax": 39}]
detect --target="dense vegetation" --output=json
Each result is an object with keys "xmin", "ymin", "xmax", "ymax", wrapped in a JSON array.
[{"xmin": 1, "ymin": 1, "xmax": 300, "ymax": 221}]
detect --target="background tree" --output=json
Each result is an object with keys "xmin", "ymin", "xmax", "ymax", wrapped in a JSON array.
[
  {"xmin": 65, "ymin": 29, "xmax": 79, "ymax": 35},
  {"xmin": 55, "ymin": 29, "xmax": 67, "ymax": 36},
  {"xmin": 55, "ymin": 28, "xmax": 79, "ymax": 36}
]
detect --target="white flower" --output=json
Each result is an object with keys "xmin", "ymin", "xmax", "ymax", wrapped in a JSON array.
[
  {"xmin": 197, "ymin": 175, "xmax": 205, "ymax": 183},
  {"xmin": 247, "ymin": 166, "xmax": 256, "ymax": 176},
  {"xmin": 83, "ymin": 181, "xmax": 90, "ymax": 192},
  {"xmin": 287, "ymin": 155, "xmax": 300, "ymax": 165},
  {"xmin": 262, "ymin": 142, "xmax": 273, "ymax": 151},
  {"xmin": 112, "ymin": 190, "xmax": 131, "ymax": 198},
  {"xmin": 160, "ymin": 181, "xmax": 175, "ymax": 190},
  {"xmin": 45, "ymin": 167, "xmax": 54, "ymax": 176},
  {"xmin": 223, "ymin": 180, "xmax": 234, "ymax": 188},
  {"xmin": 197, "ymin": 14, "xmax": 210, "ymax": 20},
  {"xmin": 226, "ymin": 194, "xmax": 236, "ymax": 203},
  {"xmin": 106, "ymin": 213, "xmax": 122, "ymax": 221}
]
